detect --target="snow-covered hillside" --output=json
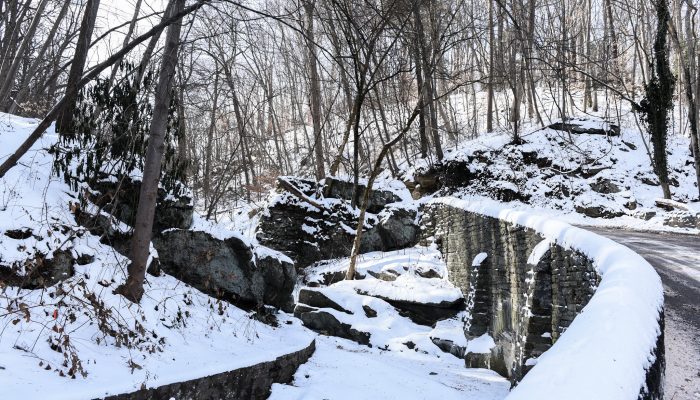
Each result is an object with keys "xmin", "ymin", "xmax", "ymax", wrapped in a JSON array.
[
  {"xmin": 0, "ymin": 114, "xmax": 510, "ymax": 400},
  {"xmin": 407, "ymin": 116, "xmax": 700, "ymax": 233},
  {"xmin": 0, "ymin": 113, "xmax": 314, "ymax": 398}
]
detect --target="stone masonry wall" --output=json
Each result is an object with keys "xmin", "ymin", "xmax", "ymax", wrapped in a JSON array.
[
  {"xmin": 420, "ymin": 203, "xmax": 600, "ymax": 383},
  {"xmin": 420, "ymin": 203, "xmax": 664, "ymax": 399},
  {"xmin": 98, "ymin": 340, "xmax": 315, "ymax": 400}
]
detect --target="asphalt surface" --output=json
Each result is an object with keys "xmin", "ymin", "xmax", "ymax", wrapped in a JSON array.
[{"xmin": 585, "ymin": 227, "xmax": 700, "ymax": 400}]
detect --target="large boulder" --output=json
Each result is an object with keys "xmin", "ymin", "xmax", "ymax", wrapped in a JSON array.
[
  {"xmin": 664, "ymin": 211, "xmax": 700, "ymax": 229},
  {"xmin": 257, "ymin": 177, "xmax": 419, "ymax": 269},
  {"xmin": 574, "ymin": 204, "xmax": 625, "ymax": 219},
  {"xmin": 153, "ymin": 230, "xmax": 295, "ymax": 311},
  {"xmin": 294, "ymin": 289, "xmax": 370, "ymax": 345}
]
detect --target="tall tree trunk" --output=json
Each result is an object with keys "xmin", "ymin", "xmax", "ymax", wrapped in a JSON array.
[
  {"xmin": 413, "ymin": 4, "xmax": 429, "ymax": 158},
  {"xmin": 0, "ymin": 0, "xmax": 50, "ymax": 110},
  {"xmin": 0, "ymin": 0, "xmax": 30, "ymax": 86},
  {"xmin": 203, "ymin": 72, "xmax": 219, "ymax": 212},
  {"xmin": 415, "ymin": 3, "xmax": 442, "ymax": 160},
  {"xmin": 8, "ymin": 0, "xmax": 71, "ymax": 114},
  {"xmin": 641, "ymin": 0, "xmax": 675, "ymax": 200},
  {"xmin": 117, "ymin": 0, "xmax": 185, "ymax": 303},
  {"xmin": 486, "ymin": 0, "xmax": 495, "ymax": 132},
  {"xmin": 304, "ymin": 0, "xmax": 325, "ymax": 180},
  {"xmin": 669, "ymin": 18, "xmax": 700, "ymax": 198},
  {"xmin": 346, "ymin": 105, "xmax": 422, "ymax": 280},
  {"xmin": 55, "ymin": 0, "xmax": 101, "ymax": 134}
]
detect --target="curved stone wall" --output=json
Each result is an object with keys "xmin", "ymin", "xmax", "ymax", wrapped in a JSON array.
[{"xmin": 420, "ymin": 198, "xmax": 664, "ymax": 400}]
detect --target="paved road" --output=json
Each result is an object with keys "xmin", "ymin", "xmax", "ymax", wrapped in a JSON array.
[{"xmin": 586, "ymin": 227, "xmax": 700, "ymax": 400}]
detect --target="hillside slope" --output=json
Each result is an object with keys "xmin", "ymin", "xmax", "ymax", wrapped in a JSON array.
[{"xmin": 406, "ymin": 117, "xmax": 700, "ymax": 233}]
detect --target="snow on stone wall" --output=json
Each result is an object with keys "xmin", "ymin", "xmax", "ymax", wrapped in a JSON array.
[{"xmin": 421, "ymin": 196, "xmax": 664, "ymax": 400}]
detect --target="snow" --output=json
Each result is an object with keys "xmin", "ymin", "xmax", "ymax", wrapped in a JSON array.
[
  {"xmin": 269, "ymin": 336, "xmax": 509, "ymax": 400},
  {"xmin": 337, "ymin": 273, "xmax": 463, "ymax": 305},
  {"xmin": 428, "ymin": 196, "xmax": 664, "ymax": 400},
  {"xmin": 466, "ymin": 334, "xmax": 496, "ymax": 354},
  {"xmin": 304, "ymin": 245, "xmax": 448, "ymax": 286},
  {"xmin": 472, "ymin": 252, "xmax": 488, "ymax": 267},
  {"xmin": 408, "ymin": 113, "xmax": 700, "ymax": 235},
  {"xmin": 0, "ymin": 107, "xmax": 673, "ymax": 400},
  {"xmin": 0, "ymin": 113, "xmax": 313, "ymax": 399},
  {"xmin": 527, "ymin": 238, "xmax": 552, "ymax": 265},
  {"xmin": 275, "ymin": 246, "xmax": 510, "ymax": 399}
]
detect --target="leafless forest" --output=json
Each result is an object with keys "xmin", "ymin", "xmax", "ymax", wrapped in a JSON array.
[{"xmin": 1, "ymin": 0, "xmax": 699, "ymax": 299}]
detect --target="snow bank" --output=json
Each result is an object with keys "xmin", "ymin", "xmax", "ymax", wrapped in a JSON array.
[
  {"xmin": 0, "ymin": 113, "xmax": 313, "ymax": 399},
  {"xmin": 428, "ymin": 196, "xmax": 664, "ymax": 400}
]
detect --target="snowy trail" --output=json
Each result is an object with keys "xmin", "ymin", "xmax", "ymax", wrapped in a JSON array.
[{"xmin": 585, "ymin": 227, "xmax": 700, "ymax": 400}]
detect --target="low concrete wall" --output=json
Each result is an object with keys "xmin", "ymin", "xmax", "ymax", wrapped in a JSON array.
[
  {"xmin": 98, "ymin": 340, "xmax": 315, "ymax": 400},
  {"xmin": 421, "ymin": 199, "xmax": 664, "ymax": 399}
]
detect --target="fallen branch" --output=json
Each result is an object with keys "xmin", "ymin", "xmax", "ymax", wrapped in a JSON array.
[{"xmin": 277, "ymin": 177, "xmax": 323, "ymax": 209}]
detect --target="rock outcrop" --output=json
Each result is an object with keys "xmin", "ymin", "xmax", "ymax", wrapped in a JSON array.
[
  {"xmin": 89, "ymin": 175, "xmax": 193, "ymax": 233},
  {"xmin": 0, "ymin": 249, "xmax": 75, "ymax": 289},
  {"xmin": 548, "ymin": 118, "xmax": 621, "ymax": 136},
  {"xmin": 294, "ymin": 289, "xmax": 371, "ymax": 345},
  {"xmin": 257, "ymin": 177, "xmax": 419, "ymax": 269},
  {"xmin": 153, "ymin": 230, "xmax": 296, "ymax": 311}
]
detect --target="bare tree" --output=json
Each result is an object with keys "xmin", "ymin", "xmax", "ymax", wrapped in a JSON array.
[{"xmin": 117, "ymin": 0, "xmax": 186, "ymax": 303}]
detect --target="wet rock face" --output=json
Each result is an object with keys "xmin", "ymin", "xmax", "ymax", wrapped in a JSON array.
[
  {"xmin": 257, "ymin": 177, "xmax": 419, "ymax": 269},
  {"xmin": 153, "ymin": 230, "xmax": 295, "ymax": 311},
  {"xmin": 89, "ymin": 176, "xmax": 193, "ymax": 233}
]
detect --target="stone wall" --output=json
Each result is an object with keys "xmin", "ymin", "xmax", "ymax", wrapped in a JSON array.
[
  {"xmin": 420, "ymin": 203, "xmax": 664, "ymax": 398},
  {"xmin": 99, "ymin": 340, "xmax": 315, "ymax": 400}
]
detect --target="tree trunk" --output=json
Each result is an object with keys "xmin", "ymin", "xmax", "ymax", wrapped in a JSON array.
[
  {"xmin": 304, "ymin": 0, "xmax": 326, "ymax": 181},
  {"xmin": 486, "ymin": 0, "xmax": 495, "ymax": 132},
  {"xmin": 669, "ymin": 18, "xmax": 700, "ymax": 198},
  {"xmin": 413, "ymin": 4, "xmax": 429, "ymax": 158},
  {"xmin": 55, "ymin": 0, "xmax": 101, "ymax": 134},
  {"xmin": 642, "ymin": 0, "xmax": 675, "ymax": 200},
  {"xmin": 8, "ymin": 0, "xmax": 71, "ymax": 114},
  {"xmin": 346, "ymin": 105, "xmax": 422, "ymax": 280},
  {"xmin": 0, "ymin": 0, "xmax": 50, "ymax": 110},
  {"xmin": 117, "ymin": 0, "xmax": 185, "ymax": 303}
]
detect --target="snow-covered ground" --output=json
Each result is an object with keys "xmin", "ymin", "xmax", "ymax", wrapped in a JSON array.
[
  {"xmin": 0, "ymin": 114, "xmax": 509, "ymax": 400},
  {"xmin": 0, "ymin": 113, "xmax": 314, "ymax": 399},
  {"xmin": 273, "ymin": 246, "xmax": 510, "ymax": 400},
  {"xmin": 269, "ymin": 335, "xmax": 509, "ymax": 400}
]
